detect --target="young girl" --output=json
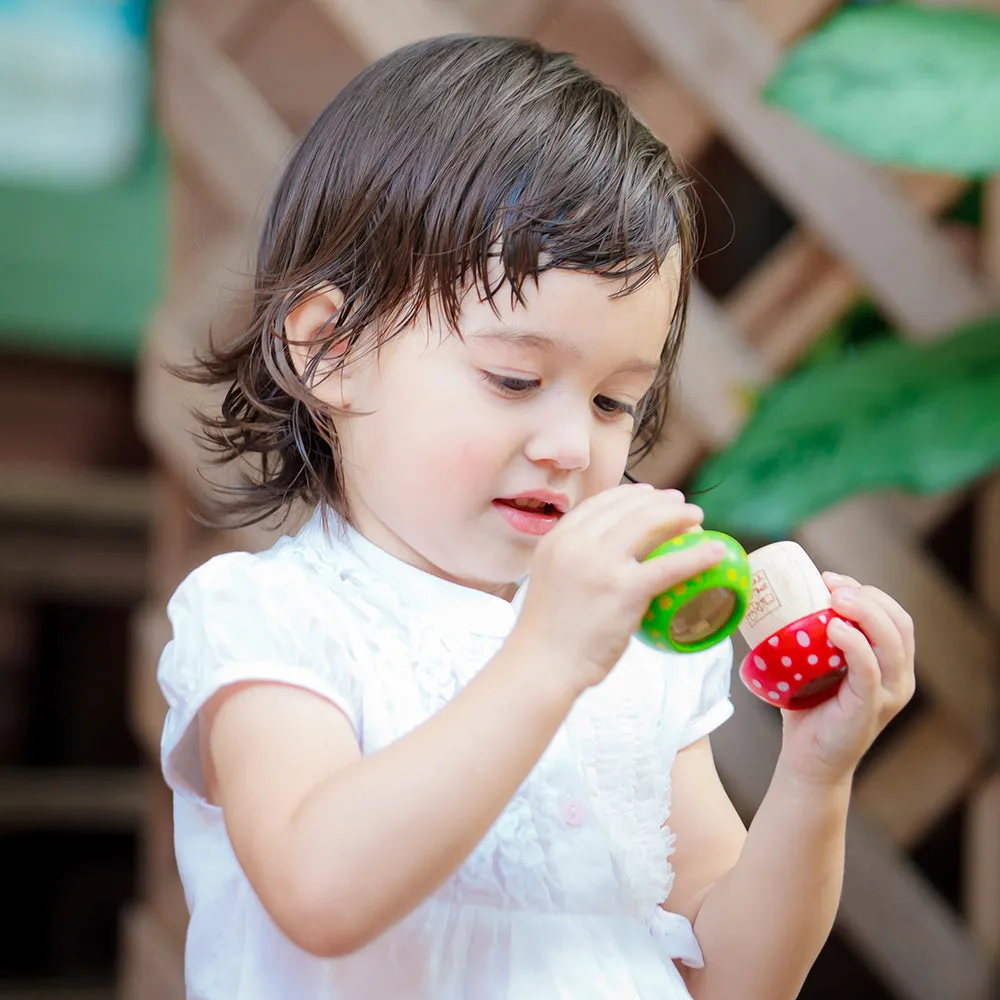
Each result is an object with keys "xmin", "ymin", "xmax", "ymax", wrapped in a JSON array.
[{"xmin": 158, "ymin": 34, "xmax": 916, "ymax": 1000}]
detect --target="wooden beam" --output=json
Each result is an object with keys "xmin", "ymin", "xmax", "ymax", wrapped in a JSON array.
[
  {"xmin": 168, "ymin": 0, "xmax": 274, "ymax": 47},
  {"xmin": 631, "ymin": 0, "xmax": 838, "ymax": 162},
  {"xmin": 966, "ymin": 771, "xmax": 1000, "ymax": 961},
  {"xmin": 158, "ymin": 4, "xmax": 293, "ymax": 220},
  {"xmin": 673, "ymin": 284, "xmax": 771, "ymax": 448},
  {"xmin": 0, "ymin": 600, "xmax": 34, "ymax": 665},
  {"xmin": 744, "ymin": 0, "xmax": 841, "ymax": 41},
  {"xmin": 712, "ymin": 680, "xmax": 994, "ymax": 1000},
  {"xmin": 149, "ymin": 14, "xmax": 295, "ymax": 547},
  {"xmin": 796, "ymin": 497, "xmax": 999, "ymax": 751},
  {"xmin": 727, "ymin": 175, "xmax": 967, "ymax": 372},
  {"xmin": 617, "ymin": 0, "xmax": 997, "ymax": 337},
  {"xmin": 311, "ymin": 0, "xmax": 474, "ymax": 60},
  {"xmin": 0, "ymin": 466, "xmax": 150, "ymax": 530},
  {"xmin": 861, "ymin": 488, "xmax": 971, "ymax": 540},
  {"xmin": 0, "ymin": 768, "xmax": 147, "ymax": 829},
  {"xmin": 977, "ymin": 475, "xmax": 1000, "ymax": 624},
  {"xmin": 854, "ymin": 711, "xmax": 985, "ymax": 847},
  {"xmin": 0, "ymin": 528, "xmax": 148, "ymax": 602},
  {"xmin": 966, "ymin": 475, "xmax": 1000, "ymax": 965},
  {"xmin": 456, "ymin": 0, "xmax": 548, "ymax": 34}
]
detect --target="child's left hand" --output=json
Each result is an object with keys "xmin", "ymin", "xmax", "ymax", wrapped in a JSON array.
[{"xmin": 779, "ymin": 572, "xmax": 916, "ymax": 785}]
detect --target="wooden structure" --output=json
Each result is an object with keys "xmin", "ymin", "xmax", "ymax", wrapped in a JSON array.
[{"xmin": 129, "ymin": 1, "xmax": 1000, "ymax": 997}]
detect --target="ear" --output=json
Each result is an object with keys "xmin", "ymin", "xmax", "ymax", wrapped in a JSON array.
[{"xmin": 284, "ymin": 285, "xmax": 352, "ymax": 407}]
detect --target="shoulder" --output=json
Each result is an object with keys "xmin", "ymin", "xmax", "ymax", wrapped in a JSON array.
[
  {"xmin": 160, "ymin": 517, "xmax": 390, "ymax": 693},
  {"xmin": 166, "ymin": 514, "xmax": 386, "ymax": 632},
  {"xmin": 157, "ymin": 516, "xmax": 381, "ymax": 793}
]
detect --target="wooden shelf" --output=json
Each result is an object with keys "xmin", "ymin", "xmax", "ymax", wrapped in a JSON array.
[
  {"xmin": 0, "ymin": 768, "xmax": 148, "ymax": 831},
  {"xmin": 0, "ymin": 467, "xmax": 151, "ymax": 532}
]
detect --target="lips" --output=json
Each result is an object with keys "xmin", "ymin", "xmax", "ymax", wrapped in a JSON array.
[{"xmin": 493, "ymin": 491, "xmax": 569, "ymax": 536}]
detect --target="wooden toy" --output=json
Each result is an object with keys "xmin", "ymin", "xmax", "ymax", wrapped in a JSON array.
[
  {"xmin": 637, "ymin": 530, "xmax": 752, "ymax": 653},
  {"xmin": 737, "ymin": 541, "xmax": 848, "ymax": 709},
  {"xmin": 639, "ymin": 535, "xmax": 848, "ymax": 710}
]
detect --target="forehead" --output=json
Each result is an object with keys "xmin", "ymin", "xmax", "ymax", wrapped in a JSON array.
[{"xmin": 459, "ymin": 260, "xmax": 680, "ymax": 359}]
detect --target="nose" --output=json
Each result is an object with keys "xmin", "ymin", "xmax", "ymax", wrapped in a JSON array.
[{"xmin": 524, "ymin": 397, "xmax": 591, "ymax": 472}]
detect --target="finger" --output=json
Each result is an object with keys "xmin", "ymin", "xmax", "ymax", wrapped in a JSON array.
[
  {"xmin": 567, "ymin": 483, "xmax": 676, "ymax": 529},
  {"xmin": 551, "ymin": 484, "xmax": 661, "ymax": 542},
  {"xmin": 853, "ymin": 587, "xmax": 915, "ymax": 668},
  {"xmin": 827, "ymin": 617, "xmax": 881, "ymax": 709},
  {"xmin": 578, "ymin": 489, "xmax": 699, "ymax": 553},
  {"xmin": 823, "ymin": 573, "xmax": 916, "ymax": 667},
  {"xmin": 829, "ymin": 587, "xmax": 907, "ymax": 692},
  {"xmin": 636, "ymin": 538, "xmax": 727, "ymax": 596},
  {"xmin": 617, "ymin": 499, "xmax": 705, "ymax": 558},
  {"xmin": 566, "ymin": 481, "xmax": 655, "ymax": 520}
]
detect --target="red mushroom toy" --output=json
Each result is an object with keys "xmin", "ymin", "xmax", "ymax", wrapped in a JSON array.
[{"xmin": 737, "ymin": 541, "xmax": 849, "ymax": 710}]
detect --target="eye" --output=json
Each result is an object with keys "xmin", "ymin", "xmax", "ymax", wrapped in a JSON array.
[
  {"xmin": 481, "ymin": 372, "xmax": 540, "ymax": 396},
  {"xmin": 594, "ymin": 395, "xmax": 636, "ymax": 419}
]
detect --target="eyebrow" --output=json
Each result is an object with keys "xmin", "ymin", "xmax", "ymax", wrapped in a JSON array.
[{"xmin": 468, "ymin": 329, "xmax": 661, "ymax": 378}]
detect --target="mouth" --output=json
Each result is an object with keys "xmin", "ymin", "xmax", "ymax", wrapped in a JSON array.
[{"xmin": 492, "ymin": 493, "xmax": 568, "ymax": 536}]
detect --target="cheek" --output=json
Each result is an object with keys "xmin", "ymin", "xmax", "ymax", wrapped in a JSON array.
[
  {"xmin": 455, "ymin": 437, "xmax": 501, "ymax": 477},
  {"xmin": 589, "ymin": 427, "xmax": 635, "ymax": 486}
]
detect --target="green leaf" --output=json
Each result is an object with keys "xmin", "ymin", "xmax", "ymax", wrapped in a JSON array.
[
  {"xmin": 692, "ymin": 312, "xmax": 1000, "ymax": 538},
  {"xmin": 763, "ymin": 3, "xmax": 1000, "ymax": 177}
]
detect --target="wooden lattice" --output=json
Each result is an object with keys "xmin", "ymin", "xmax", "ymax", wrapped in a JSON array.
[{"xmin": 128, "ymin": 2, "xmax": 1000, "ymax": 997}]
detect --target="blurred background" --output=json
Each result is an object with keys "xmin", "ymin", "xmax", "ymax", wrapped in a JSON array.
[{"xmin": 0, "ymin": 1, "xmax": 998, "ymax": 998}]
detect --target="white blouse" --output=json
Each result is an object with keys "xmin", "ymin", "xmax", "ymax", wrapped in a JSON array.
[{"xmin": 158, "ymin": 509, "xmax": 734, "ymax": 1000}]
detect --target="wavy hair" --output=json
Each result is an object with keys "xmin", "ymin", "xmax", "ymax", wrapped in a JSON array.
[{"xmin": 182, "ymin": 34, "xmax": 696, "ymax": 526}]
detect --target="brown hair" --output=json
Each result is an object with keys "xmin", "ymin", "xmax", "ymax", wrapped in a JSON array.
[{"xmin": 186, "ymin": 34, "xmax": 695, "ymax": 527}]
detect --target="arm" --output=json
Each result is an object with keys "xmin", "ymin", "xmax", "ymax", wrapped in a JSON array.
[
  {"xmin": 203, "ymin": 629, "xmax": 577, "ymax": 958},
  {"xmin": 666, "ymin": 737, "xmax": 848, "ymax": 1000},
  {"xmin": 665, "ymin": 573, "xmax": 915, "ymax": 1000}
]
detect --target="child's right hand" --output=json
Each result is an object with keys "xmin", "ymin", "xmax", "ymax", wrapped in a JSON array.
[{"xmin": 514, "ymin": 484, "xmax": 729, "ymax": 692}]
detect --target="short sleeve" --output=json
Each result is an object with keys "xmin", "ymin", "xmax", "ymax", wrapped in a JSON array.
[
  {"xmin": 677, "ymin": 638, "xmax": 735, "ymax": 748},
  {"xmin": 156, "ymin": 549, "xmax": 366, "ymax": 802}
]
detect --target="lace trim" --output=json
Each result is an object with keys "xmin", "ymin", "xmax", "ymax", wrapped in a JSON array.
[{"xmin": 569, "ymin": 663, "xmax": 676, "ymax": 918}]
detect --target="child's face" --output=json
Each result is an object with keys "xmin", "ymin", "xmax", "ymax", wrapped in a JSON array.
[{"xmin": 331, "ymin": 260, "xmax": 680, "ymax": 596}]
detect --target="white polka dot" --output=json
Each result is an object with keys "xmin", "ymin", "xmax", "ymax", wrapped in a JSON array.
[
  {"xmin": 777, "ymin": 681, "xmax": 790, "ymax": 692},
  {"xmin": 768, "ymin": 636, "xmax": 779, "ymax": 647},
  {"xmin": 819, "ymin": 614, "xmax": 828, "ymax": 624},
  {"xmin": 753, "ymin": 679, "xmax": 762, "ymax": 688},
  {"xmin": 796, "ymin": 631, "xmax": 811, "ymax": 647},
  {"xmin": 808, "ymin": 654, "xmax": 818, "ymax": 665},
  {"xmin": 794, "ymin": 673, "xmax": 802, "ymax": 681},
  {"xmin": 753, "ymin": 655, "xmax": 767, "ymax": 671},
  {"xmin": 781, "ymin": 656, "xmax": 792, "ymax": 667},
  {"xmin": 768, "ymin": 691, "xmax": 780, "ymax": 700},
  {"xmin": 829, "ymin": 655, "xmax": 841, "ymax": 667}
]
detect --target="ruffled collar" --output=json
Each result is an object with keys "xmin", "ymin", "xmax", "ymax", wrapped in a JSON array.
[{"xmin": 296, "ymin": 508, "xmax": 527, "ymax": 638}]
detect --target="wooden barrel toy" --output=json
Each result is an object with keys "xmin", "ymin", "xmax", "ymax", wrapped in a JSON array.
[
  {"xmin": 737, "ymin": 540, "xmax": 849, "ymax": 709},
  {"xmin": 637, "ymin": 530, "xmax": 752, "ymax": 654}
]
